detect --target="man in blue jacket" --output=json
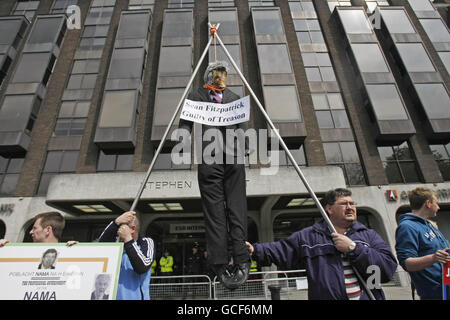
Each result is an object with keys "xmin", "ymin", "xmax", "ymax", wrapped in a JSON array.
[
  {"xmin": 98, "ymin": 211, "xmax": 154, "ymax": 300},
  {"xmin": 395, "ymin": 187, "xmax": 450, "ymax": 300},
  {"xmin": 246, "ymin": 188, "xmax": 397, "ymax": 300}
]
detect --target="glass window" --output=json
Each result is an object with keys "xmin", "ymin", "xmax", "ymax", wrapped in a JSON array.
[
  {"xmin": 331, "ymin": 110, "xmax": 350, "ymax": 128},
  {"xmin": 378, "ymin": 142, "xmax": 420, "ymax": 183},
  {"xmin": 0, "ymin": 95, "xmax": 35, "ymax": 132},
  {"xmin": 339, "ymin": 10, "xmax": 373, "ymax": 34},
  {"xmin": 252, "ymin": 9, "xmax": 284, "ymax": 35},
  {"xmin": 258, "ymin": 44, "xmax": 292, "ymax": 74},
  {"xmin": 72, "ymin": 59, "xmax": 100, "ymax": 74},
  {"xmin": 430, "ymin": 144, "xmax": 450, "ymax": 181},
  {"xmin": 117, "ymin": 13, "xmax": 149, "ymax": 39},
  {"xmin": 12, "ymin": 52, "xmax": 51, "ymax": 83},
  {"xmin": 97, "ymin": 151, "xmax": 134, "ymax": 172},
  {"xmin": 415, "ymin": 84, "xmax": 450, "ymax": 119},
  {"xmin": 98, "ymin": 90, "xmax": 137, "ymax": 127},
  {"xmin": 366, "ymin": 85, "xmax": 408, "ymax": 120},
  {"xmin": 0, "ymin": 19, "xmax": 23, "ymax": 45},
  {"xmin": 82, "ymin": 25, "xmax": 109, "ymax": 38},
  {"xmin": 311, "ymin": 93, "xmax": 329, "ymax": 110},
  {"xmin": 162, "ymin": 11, "xmax": 193, "ymax": 39},
  {"xmin": 153, "ymin": 88, "xmax": 184, "ymax": 126},
  {"xmin": 28, "ymin": 17, "xmax": 62, "ymax": 44},
  {"xmin": 316, "ymin": 110, "xmax": 334, "ymax": 128},
  {"xmin": 109, "ymin": 48, "xmax": 144, "ymax": 79},
  {"xmin": 420, "ymin": 19, "xmax": 450, "ymax": 43},
  {"xmin": 396, "ymin": 43, "xmax": 435, "ymax": 72},
  {"xmin": 351, "ymin": 44, "xmax": 389, "ymax": 73},
  {"xmin": 209, "ymin": 45, "xmax": 241, "ymax": 74},
  {"xmin": 328, "ymin": 93, "xmax": 345, "ymax": 109},
  {"xmin": 209, "ymin": 10, "xmax": 239, "ymax": 36},
  {"xmin": 159, "ymin": 46, "xmax": 192, "ymax": 76},
  {"xmin": 263, "ymin": 86, "xmax": 302, "ymax": 121},
  {"xmin": 407, "ymin": 0, "xmax": 434, "ymax": 12},
  {"xmin": 438, "ymin": 52, "xmax": 450, "ymax": 75},
  {"xmin": 380, "ymin": 9, "xmax": 415, "ymax": 34}
]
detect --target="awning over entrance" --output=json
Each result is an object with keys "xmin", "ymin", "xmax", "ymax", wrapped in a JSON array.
[{"xmin": 45, "ymin": 166, "xmax": 346, "ymax": 215}]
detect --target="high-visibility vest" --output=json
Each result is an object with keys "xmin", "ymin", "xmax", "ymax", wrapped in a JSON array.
[
  {"xmin": 250, "ymin": 259, "xmax": 258, "ymax": 272},
  {"xmin": 159, "ymin": 256, "xmax": 174, "ymax": 273},
  {"xmin": 151, "ymin": 260, "xmax": 157, "ymax": 275}
]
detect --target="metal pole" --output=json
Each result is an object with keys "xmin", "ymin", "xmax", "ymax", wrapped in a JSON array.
[
  {"xmin": 213, "ymin": 27, "xmax": 376, "ymax": 300},
  {"xmin": 128, "ymin": 25, "xmax": 218, "ymax": 212}
]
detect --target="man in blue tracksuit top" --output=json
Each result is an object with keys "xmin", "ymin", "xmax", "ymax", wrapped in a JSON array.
[
  {"xmin": 395, "ymin": 187, "xmax": 450, "ymax": 300},
  {"xmin": 99, "ymin": 211, "xmax": 154, "ymax": 300}
]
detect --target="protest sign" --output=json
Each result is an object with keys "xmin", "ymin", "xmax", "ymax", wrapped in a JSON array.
[
  {"xmin": 180, "ymin": 95, "xmax": 250, "ymax": 126},
  {"xmin": 0, "ymin": 243, "xmax": 122, "ymax": 300}
]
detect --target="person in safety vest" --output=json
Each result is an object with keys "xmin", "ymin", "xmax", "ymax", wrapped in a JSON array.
[{"xmin": 160, "ymin": 249, "xmax": 174, "ymax": 276}]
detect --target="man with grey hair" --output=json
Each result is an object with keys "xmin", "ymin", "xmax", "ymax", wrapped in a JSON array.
[
  {"xmin": 98, "ymin": 211, "xmax": 154, "ymax": 300},
  {"xmin": 179, "ymin": 61, "xmax": 251, "ymax": 289}
]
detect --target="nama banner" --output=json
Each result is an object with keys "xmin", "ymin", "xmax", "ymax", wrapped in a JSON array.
[{"xmin": 0, "ymin": 243, "xmax": 123, "ymax": 300}]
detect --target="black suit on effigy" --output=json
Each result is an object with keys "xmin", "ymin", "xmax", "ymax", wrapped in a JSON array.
[{"xmin": 179, "ymin": 87, "xmax": 249, "ymax": 266}]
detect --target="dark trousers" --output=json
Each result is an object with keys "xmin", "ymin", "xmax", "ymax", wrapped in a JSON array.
[{"xmin": 198, "ymin": 163, "xmax": 248, "ymax": 265}]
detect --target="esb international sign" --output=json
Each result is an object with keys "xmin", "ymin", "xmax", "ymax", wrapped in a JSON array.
[
  {"xmin": 0, "ymin": 243, "xmax": 123, "ymax": 300},
  {"xmin": 180, "ymin": 96, "xmax": 250, "ymax": 126}
]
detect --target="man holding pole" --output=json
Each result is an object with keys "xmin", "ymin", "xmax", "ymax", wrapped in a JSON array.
[
  {"xmin": 178, "ymin": 61, "xmax": 251, "ymax": 289},
  {"xmin": 246, "ymin": 188, "xmax": 397, "ymax": 299}
]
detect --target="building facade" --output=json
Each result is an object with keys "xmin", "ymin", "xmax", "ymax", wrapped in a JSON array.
[{"xmin": 0, "ymin": 0, "xmax": 449, "ymax": 286}]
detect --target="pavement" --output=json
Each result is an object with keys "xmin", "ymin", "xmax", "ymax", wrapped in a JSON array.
[{"xmin": 282, "ymin": 285, "xmax": 413, "ymax": 300}]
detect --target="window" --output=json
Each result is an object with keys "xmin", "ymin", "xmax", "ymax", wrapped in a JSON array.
[
  {"xmin": 351, "ymin": 44, "xmax": 389, "ymax": 73},
  {"xmin": 153, "ymin": 88, "xmax": 184, "ymax": 126},
  {"xmin": 323, "ymin": 142, "xmax": 365, "ymax": 185},
  {"xmin": 263, "ymin": 86, "xmax": 302, "ymax": 121},
  {"xmin": 28, "ymin": 17, "xmax": 63, "ymax": 44},
  {"xmin": 51, "ymin": 0, "xmax": 78, "ymax": 13},
  {"xmin": 338, "ymin": 10, "xmax": 373, "ymax": 34},
  {"xmin": 71, "ymin": 59, "xmax": 101, "ymax": 74},
  {"xmin": 380, "ymin": 9, "xmax": 415, "ymax": 34},
  {"xmin": 313, "ymin": 93, "xmax": 350, "ymax": 129},
  {"xmin": 328, "ymin": 1, "xmax": 351, "ymax": 12},
  {"xmin": 366, "ymin": 85, "xmax": 408, "ymax": 120},
  {"xmin": 54, "ymin": 101, "xmax": 90, "ymax": 136},
  {"xmin": 396, "ymin": 43, "xmax": 435, "ymax": 72},
  {"xmin": 116, "ymin": 13, "xmax": 149, "ymax": 39},
  {"xmin": 0, "ymin": 95, "xmax": 36, "ymax": 132},
  {"xmin": 109, "ymin": 48, "xmax": 145, "ymax": 79},
  {"xmin": 128, "ymin": 0, "xmax": 155, "ymax": 11},
  {"xmin": 407, "ymin": 0, "xmax": 434, "ymax": 12},
  {"xmin": 209, "ymin": 10, "xmax": 238, "ymax": 35},
  {"xmin": 168, "ymin": 0, "xmax": 195, "ymax": 8},
  {"xmin": 12, "ymin": 52, "xmax": 53, "ymax": 84},
  {"xmin": 162, "ymin": 11, "xmax": 193, "ymax": 39},
  {"xmin": 97, "ymin": 151, "xmax": 133, "ymax": 172},
  {"xmin": 438, "ymin": 52, "xmax": 450, "ymax": 75},
  {"xmin": 209, "ymin": 45, "xmax": 241, "ymax": 74},
  {"xmin": 258, "ymin": 44, "xmax": 292, "ymax": 74},
  {"xmin": 419, "ymin": 19, "xmax": 450, "ymax": 43},
  {"xmin": 0, "ymin": 19, "xmax": 25, "ymax": 47},
  {"xmin": 38, "ymin": 150, "xmax": 79, "ymax": 195},
  {"xmin": 67, "ymin": 74, "xmax": 97, "ymax": 89},
  {"xmin": 159, "ymin": 47, "xmax": 192, "ymax": 76},
  {"xmin": 98, "ymin": 90, "xmax": 137, "ymax": 128},
  {"xmin": 430, "ymin": 144, "xmax": 450, "ymax": 181},
  {"xmin": 12, "ymin": 0, "xmax": 40, "ymax": 22},
  {"xmin": 0, "ymin": 157, "xmax": 23, "ymax": 196},
  {"xmin": 252, "ymin": 9, "xmax": 284, "ymax": 35},
  {"xmin": 415, "ymin": 84, "xmax": 450, "ymax": 119},
  {"xmin": 378, "ymin": 142, "xmax": 420, "ymax": 183}
]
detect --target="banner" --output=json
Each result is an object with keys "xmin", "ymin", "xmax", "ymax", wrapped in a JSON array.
[
  {"xmin": 444, "ymin": 261, "xmax": 450, "ymax": 286},
  {"xmin": 180, "ymin": 95, "xmax": 250, "ymax": 126},
  {"xmin": 444, "ymin": 261, "xmax": 450, "ymax": 300},
  {"xmin": 0, "ymin": 243, "xmax": 123, "ymax": 300}
]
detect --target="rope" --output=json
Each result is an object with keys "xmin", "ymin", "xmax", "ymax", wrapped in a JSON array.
[{"xmin": 210, "ymin": 24, "xmax": 218, "ymax": 62}]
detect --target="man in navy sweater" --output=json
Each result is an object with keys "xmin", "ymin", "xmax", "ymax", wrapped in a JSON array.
[
  {"xmin": 98, "ymin": 211, "xmax": 154, "ymax": 300},
  {"xmin": 395, "ymin": 187, "xmax": 450, "ymax": 300}
]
